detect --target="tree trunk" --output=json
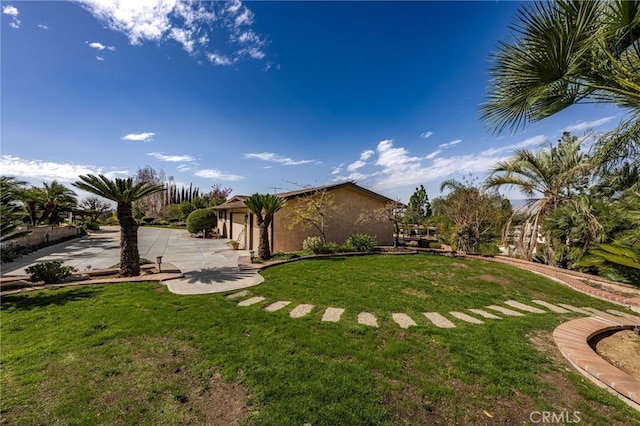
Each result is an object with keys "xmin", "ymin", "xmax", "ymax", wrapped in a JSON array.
[
  {"xmin": 118, "ymin": 202, "xmax": 140, "ymax": 276},
  {"xmin": 258, "ymin": 222, "xmax": 271, "ymax": 260}
]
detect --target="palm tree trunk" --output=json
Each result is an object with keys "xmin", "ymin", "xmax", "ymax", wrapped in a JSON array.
[
  {"xmin": 118, "ymin": 202, "xmax": 140, "ymax": 276},
  {"xmin": 258, "ymin": 222, "xmax": 271, "ymax": 260}
]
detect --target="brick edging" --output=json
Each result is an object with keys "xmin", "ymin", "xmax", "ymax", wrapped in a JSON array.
[{"xmin": 553, "ymin": 315, "xmax": 640, "ymax": 410}]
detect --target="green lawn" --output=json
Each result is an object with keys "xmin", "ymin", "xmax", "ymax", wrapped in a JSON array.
[{"xmin": 2, "ymin": 253, "xmax": 639, "ymax": 425}]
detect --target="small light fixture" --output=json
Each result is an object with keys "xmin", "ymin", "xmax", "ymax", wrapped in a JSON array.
[{"xmin": 156, "ymin": 256, "xmax": 163, "ymax": 273}]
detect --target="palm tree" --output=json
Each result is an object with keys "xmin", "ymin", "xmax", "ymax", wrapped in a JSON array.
[
  {"xmin": 72, "ymin": 174, "xmax": 165, "ymax": 277},
  {"xmin": 481, "ymin": 1, "xmax": 640, "ymax": 165},
  {"xmin": 484, "ymin": 133, "xmax": 594, "ymax": 261},
  {"xmin": 244, "ymin": 193, "xmax": 285, "ymax": 260},
  {"xmin": 0, "ymin": 176, "xmax": 30, "ymax": 243},
  {"xmin": 39, "ymin": 180, "xmax": 77, "ymax": 225}
]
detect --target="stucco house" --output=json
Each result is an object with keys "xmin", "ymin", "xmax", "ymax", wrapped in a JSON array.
[{"xmin": 212, "ymin": 182, "xmax": 397, "ymax": 252}]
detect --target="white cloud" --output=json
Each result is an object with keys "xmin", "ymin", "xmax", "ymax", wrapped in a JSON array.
[
  {"xmin": 564, "ymin": 116, "xmax": 616, "ymax": 133},
  {"xmin": 121, "ymin": 132, "xmax": 155, "ymax": 142},
  {"xmin": 148, "ymin": 152, "xmax": 196, "ymax": 162},
  {"xmin": 38, "ymin": 23, "xmax": 49, "ymax": 30},
  {"xmin": 74, "ymin": 0, "xmax": 268, "ymax": 65},
  {"xmin": 360, "ymin": 149, "xmax": 375, "ymax": 161},
  {"xmin": 481, "ymin": 135, "xmax": 547, "ymax": 156},
  {"xmin": 87, "ymin": 41, "xmax": 116, "ymax": 51},
  {"xmin": 3, "ymin": 4, "xmax": 20, "ymax": 28},
  {"xmin": 244, "ymin": 152, "xmax": 316, "ymax": 166},
  {"xmin": 419, "ymin": 131, "xmax": 433, "ymax": 139},
  {"xmin": 438, "ymin": 139, "xmax": 462, "ymax": 148},
  {"xmin": 425, "ymin": 149, "xmax": 442, "ymax": 160},
  {"xmin": 331, "ymin": 164, "xmax": 344, "ymax": 175},
  {"xmin": 347, "ymin": 160, "xmax": 366, "ymax": 172},
  {"xmin": 194, "ymin": 168, "xmax": 243, "ymax": 181},
  {"xmin": 332, "ymin": 136, "xmax": 553, "ymax": 193},
  {"xmin": 207, "ymin": 52, "xmax": 233, "ymax": 65},
  {"xmin": 96, "ymin": 56, "xmax": 104, "ymax": 61},
  {"xmin": 0, "ymin": 155, "xmax": 127, "ymax": 182},
  {"xmin": 177, "ymin": 164, "xmax": 195, "ymax": 172},
  {"xmin": 2, "ymin": 5, "xmax": 18, "ymax": 16}
]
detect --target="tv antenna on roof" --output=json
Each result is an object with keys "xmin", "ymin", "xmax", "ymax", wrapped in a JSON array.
[{"xmin": 268, "ymin": 187, "xmax": 282, "ymax": 194}]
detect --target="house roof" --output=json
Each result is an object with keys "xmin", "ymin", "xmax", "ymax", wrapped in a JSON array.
[{"xmin": 212, "ymin": 182, "xmax": 400, "ymax": 210}]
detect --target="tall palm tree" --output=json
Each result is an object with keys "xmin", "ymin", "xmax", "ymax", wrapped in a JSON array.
[
  {"xmin": 484, "ymin": 133, "xmax": 594, "ymax": 261},
  {"xmin": 73, "ymin": 174, "xmax": 165, "ymax": 277},
  {"xmin": 39, "ymin": 180, "xmax": 77, "ymax": 225},
  {"xmin": 244, "ymin": 193, "xmax": 285, "ymax": 260},
  {"xmin": 481, "ymin": 0, "xmax": 640, "ymax": 165}
]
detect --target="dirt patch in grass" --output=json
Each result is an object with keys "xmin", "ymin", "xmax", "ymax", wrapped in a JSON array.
[
  {"xmin": 593, "ymin": 329, "xmax": 640, "ymax": 381},
  {"xmin": 11, "ymin": 336, "xmax": 251, "ymax": 425},
  {"xmin": 401, "ymin": 288, "xmax": 430, "ymax": 299},
  {"xmin": 475, "ymin": 274, "xmax": 511, "ymax": 286}
]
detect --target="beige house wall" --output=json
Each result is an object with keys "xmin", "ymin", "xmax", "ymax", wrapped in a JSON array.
[{"xmin": 272, "ymin": 186, "xmax": 393, "ymax": 252}]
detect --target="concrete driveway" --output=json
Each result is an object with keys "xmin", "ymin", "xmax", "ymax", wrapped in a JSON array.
[{"xmin": 1, "ymin": 226, "xmax": 264, "ymax": 295}]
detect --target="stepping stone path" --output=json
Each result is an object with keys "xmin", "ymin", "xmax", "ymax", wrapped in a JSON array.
[
  {"xmin": 392, "ymin": 313, "xmax": 417, "ymax": 329},
  {"xmin": 264, "ymin": 301, "xmax": 291, "ymax": 312},
  {"xmin": 424, "ymin": 312, "xmax": 456, "ymax": 328},
  {"xmin": 505, "ymin": 300, "xmax": 546, "ymax": 314},
  {"xmin": 290, "ymin": 304, "xmax": 314, "ymax": 318},
  {"xmin": 557, "ymin": 304, "xmax": 592, "ymax": 315},
  {"xmin": 449, "ymin": 311, "xmax": 483, "ymax": 325},
  {"xmin": 322, "ymin": 307, "xmax": 345, "ymax": 322},
  {"xmin": 358, "ymin": 312, "xmax": 378, "ymax": 327},
  {"xmin": 228, "ymin": 293, "xmax": 613, "ymax": 331},
  {"xmin": 225, "ymin": 290, "xmax": 250, "ymax": 299},
  {"xmin": 532, "ymin": 300, "xmax": 569, "ymax": 313},
  {"xmin": 238, "ymin": 296, "xmax": 265, "ymax": 307},
  {"xmin": 486, "ymin": 305, "xmax": 525, "ymax": 317},
  {"xmin": 468, "ymin": 308, "xmax": 502, "ymax": 319},
  {"xmin": 607, "ymin": 309, "xmax": 640, "ymax": 320},
  {"xmin": 582, "ymin": 307, "xmax": 616, "ymax": 317}
]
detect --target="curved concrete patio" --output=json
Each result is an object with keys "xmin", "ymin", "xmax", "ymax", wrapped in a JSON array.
[{"xmin": 0, "ymin": 226, "xmax": 264, "ymax": 295}]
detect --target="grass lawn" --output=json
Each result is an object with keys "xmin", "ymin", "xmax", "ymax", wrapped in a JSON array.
[{"xmin": 2, "ymin": 253, "xmax": 639, "ymax": 425}]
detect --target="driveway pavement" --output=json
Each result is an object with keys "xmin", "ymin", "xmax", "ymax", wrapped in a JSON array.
[{"xmin": 1, "ymin": 226, "xmax": 264, "ymax": 295}]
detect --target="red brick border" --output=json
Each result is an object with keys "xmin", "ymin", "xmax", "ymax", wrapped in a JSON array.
[{"xmin": 553, "ymin": 314, "xmax": 640, "ymax": 410}]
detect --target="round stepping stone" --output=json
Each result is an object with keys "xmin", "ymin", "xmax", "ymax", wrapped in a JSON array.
[
  {"xmin": 449, "ymin": 311, "xmax": 483, "ymax": 324},
  {"xmin": 557, "ymin": 304, "xmax": 591, "ymax": 315},
  {"xmin": 392, "ymin": 313, "xmax": 416, "ymax": 329},
  {"xmin": 423, "ymin": 312, "xmax": 456, "ymax": 328},
  {"xmin": 531, "ymin": 300, "xmax": 569, "ymax": 313},
  {"xmin": 290, "ymin": 304, "xmax": 314, "ymax": 318},
  {"xmin": 486, "ymin": 305, "xmax": 525, "ymax": 317},
  {"xmin": 264, "ymin": 301, "xmax": 291, "ymax": 312},
  {"xmin": 505, "ymin": 300, "xmax": 546, "ymax": 314},
  {"xmin": 468, "ymin": 308, "xmax": 501, "ymax": 319},
  {"xmin": 358, "ymin": 312, "xmax": 378, "ymax": 327},
  {"xmin": 225, "ymin": 290, "xmax": 250, "ymax": 299},
  {"xmin": 238, "ymin": 296, "xmax": 266, "ymax": 307},
  {"xmin": 321, "ymin": 307, "xmax": 345, "ymax": 322}
]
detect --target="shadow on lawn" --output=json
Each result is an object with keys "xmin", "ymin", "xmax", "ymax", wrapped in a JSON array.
[
  {"xmin": 1, "ymin": 287, "xmax": 99, "ymax": 311},
  {"xmin": 182, "ymin": 267, "xmax": 259, "ymax": 284}
]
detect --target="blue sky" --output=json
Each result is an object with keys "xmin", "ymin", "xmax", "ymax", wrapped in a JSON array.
[{"xmin": 1, "ymin": 1, "xmax": 623, "ymax": 203}]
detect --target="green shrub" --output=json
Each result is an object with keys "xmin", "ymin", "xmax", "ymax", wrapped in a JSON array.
[
  {"xmin": 478, "ymin": 243, "xmax": 499, "ymax": 256},
  {"xmin": 417, "ymin": 239, "xmax": 430, "ymax": 248},
  {"xmin": 25, "ymin": 260, "xmax": 76, "ymax": 284},
  {"xmin": 186, "ymin": 209, "xmax": 218, "ymax": 235},
  {"xmin": 141, "ymin": 216, "xmax": 155, "ymax": 224},
  {"xmin": 346, "ymin": 233, "xmax": 377, "ymax": 252},
  {"xmin": 302, "ymin": 236, "xmax": 331, "ymax": 254},
  {"xmin": 84, "ymin": 222, "xmax": 100, "ymax": 231},
  {"xmin": 270, "ymin": 252, "xmax": 301, "ymax": 261},
  {"xmin": 429, "ymin": 242, "xmax": 442, "ymax": 249}
]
